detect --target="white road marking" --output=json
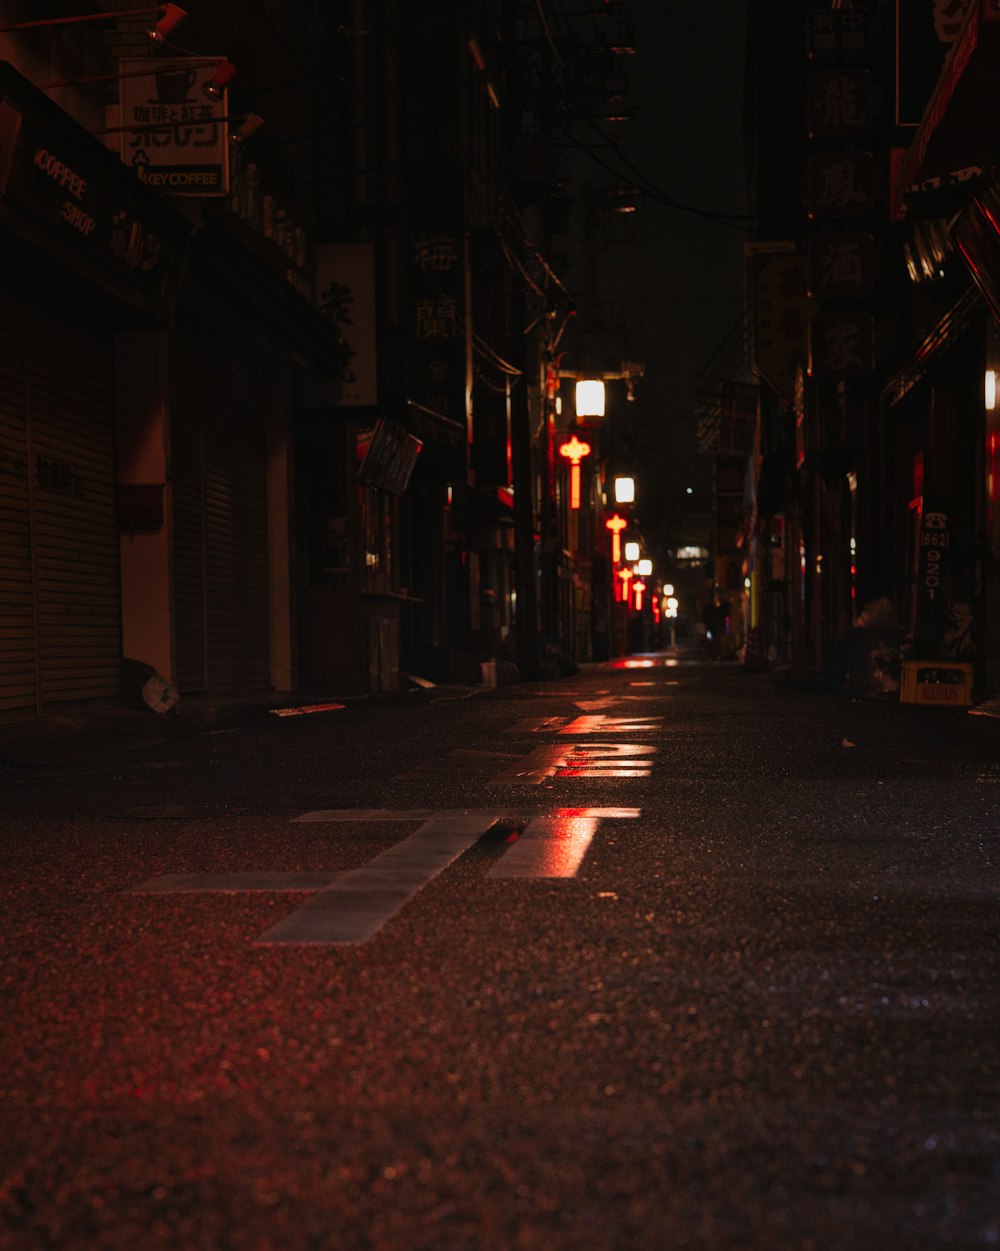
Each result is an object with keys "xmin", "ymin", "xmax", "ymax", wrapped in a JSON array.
[
  {"xmin": 507, "ymin": 716, "xmax": 569, "ymax": 733},
  {"xmin": 123, "ymin": 807, "xmax": 643, "ymax": 945},
  {"xmin": 292, "ymin": 808, "xmax": 439, "ymax": 823},
  {"xmin": 487, "ymin": 814, "xmax": 599, "ymax": 878},
  {"xmin": 488, "ymin": 807, "xmax": 640, "ymax": 879},
  {"xmin": 255, "ymin": 810, "xmax": 508, "ymax": 946},
  {"xmin": 491, "ymin": 742, "xmax": 656, "ymax": 784},
  {"xmin": 128, "ymin": 872, "xmax": 337, "ymax": 893}
]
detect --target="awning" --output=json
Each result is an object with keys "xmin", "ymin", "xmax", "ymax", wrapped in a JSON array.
[
  {"xmin": 406, "ymin": 399, "xmax": 466, "ymax": 451},
  {"xmin": 880, "ymin": 281, "xmax": 985, "ymax": 407},
  {"xmin": 0, "ymin": 61, "xmax": 189, "ymax": 324},
  {"xmin": 892, "ymin": 0, "xmax": 1000, "ymax": 220},
  {"xmin": 952, "ymin": 183, "xmax": 1000, "ymax": 325}
]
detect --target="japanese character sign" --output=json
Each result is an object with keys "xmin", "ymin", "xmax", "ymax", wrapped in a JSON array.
[
  {"xmin": 808, "ymin": 313, "xmax": 875, "ymax": 379},
  {"xmin": 807, "ymin": 152, "xmax": 874, "ymax": 219},
  {"xmin": 410, "ymin": 228, "xmax": 465, "ymax": 428},
  {"xmin": 933, "ymin": 0, "xmax": 973, "ymax": 41},
  {"xmin": 808, "ymin": 232, "xmax": 874, "ymax": 300},
  {"xmin": 895, "ymin": 0, "xmax": 975, "ymax": 126},
  {"xmin": 414, "ymin": 236, "xmax": 460, "ymax": 273},
  {"xmin": 807, "ymin": 70, "xmax": 873, "ymax": 138},
  {"xmin": 807, "ymin": 9, "xmax": 870, "ymax": 58}
]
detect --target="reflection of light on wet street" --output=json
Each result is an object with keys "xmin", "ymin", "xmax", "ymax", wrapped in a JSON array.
[
  {"xmin": 491, "ymin": 743, "xmax": 656, "ymax": 784},
  {"xmin": 609, "ymin": 655, "xmax": 682, "ymax": 670},
  {"xmin": 488, "ymin": 808, "xmax": 639, "ymax": 878},
  {"xmin": 558, "ymin": 765, "xmax": 652, "ymax": 777},
  {"xmin": 489, "ymin": 814, "xmax": 599, "ymax": 877},
  {"xmin": 560, "ymin": 715, "xmax": 663, "ymax": 735}
]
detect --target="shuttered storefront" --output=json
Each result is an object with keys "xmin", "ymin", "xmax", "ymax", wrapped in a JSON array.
[
  {"xmin": 171, "ymin": 327, "xmax": 271, "ymax": 693},
  {"xmin": 0, "ymin": 286, "xmax": 120, "ymax": 718}
]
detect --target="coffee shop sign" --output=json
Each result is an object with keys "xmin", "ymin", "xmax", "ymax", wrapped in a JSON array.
[{"xmin": 32, "ymin": 146, "xmax": 162, "ymax": 272}]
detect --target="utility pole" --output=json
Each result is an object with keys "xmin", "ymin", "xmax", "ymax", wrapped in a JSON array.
[{"xmin": 503, "ymin": 0, "xmax": 540, "ymax": 678}]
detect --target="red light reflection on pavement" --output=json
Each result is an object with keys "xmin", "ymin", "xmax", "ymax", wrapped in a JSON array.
[
  {"xmin": 489, "ymin": 807, "xmax": 639, "ymax": 878},
  {"xmin": 558, "ymin": 766, "xmax": 651, "ymax": 777},
  {"xmin": 492, "ymin": 814, "xmax": 598, "ymax": 876},
  {"xmin": 560, "ymin": 714, "xmax": 663, "ymax": 735},
  {"xmin": 491, "ymin": 743, "xmax": 656, "ymax": 783},
  {"xmin": 608, "ymin": 657, "xmax": 680, "ymax": 669}
]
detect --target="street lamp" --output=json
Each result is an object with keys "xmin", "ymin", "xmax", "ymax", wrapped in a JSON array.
[
  {"xmin": 614, "ymin": 475, "xmax": 635, "ymax": 505},
  {"xmin": 637, "ymin": 558, "xmax": 652, "ymax": 576},
  {"xmin": 624, "ymin": 541, "xmax": 640, "ymax": 563},
  {"xmin": 574, "ymin": 379, "xmax": 606, "ymax": 419},
  {"xmin": 665, "ymin": 595, "xmax": 679, "ymax": 647}
]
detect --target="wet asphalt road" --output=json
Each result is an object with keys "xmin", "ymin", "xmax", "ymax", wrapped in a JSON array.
[{"xmin": 1, "ymin": 652, "xmax": 998, "ymax": 1250}]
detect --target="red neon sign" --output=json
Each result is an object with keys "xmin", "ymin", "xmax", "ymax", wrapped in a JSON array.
[
  {"xmin": 605, "ymin": 513, "xmax": 627, "ymax": 563},
  {"xmin": 558, "ymin": 435, "xmax": 591, "ymax": 510}
]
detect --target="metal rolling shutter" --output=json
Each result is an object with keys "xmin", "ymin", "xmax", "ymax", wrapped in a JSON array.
[
  {"xmin": 171, "ymin": 328, "xmax": 270, "ymax": 693},
  {"xmin": 0, "ymin": 288, "xmax": 119, "ymax": 717},
  {"xmin": 23, "ymin": 303, "xmax": 120, "ymax": 705},
  {"xmin": 202, "ymin": 337, "xmax": 269, "ymax": 690},
  {"xmin": 0, "ymin": 290, "xmax": 34, "ymax": 718},
  {"xmin": 170, "ymin": 333, "xmax": 208, "ymax": 691}
]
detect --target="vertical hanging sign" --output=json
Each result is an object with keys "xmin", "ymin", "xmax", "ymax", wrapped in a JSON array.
[{"xmin": 411, "ymin": 229, "xmax": 467, "ymax": 431}]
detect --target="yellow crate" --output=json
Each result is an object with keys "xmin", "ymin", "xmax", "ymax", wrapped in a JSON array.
[{"xmin": 900, "ymin": 661, "xmax": 973, "ymax": 706}]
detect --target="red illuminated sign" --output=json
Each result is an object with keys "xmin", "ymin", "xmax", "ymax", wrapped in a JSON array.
[
  {"xmin": 558, "ymin": 435, "xmax": 592, "ymax": 510},
  {"xmin": 605, "ymin": 513, "xmax": 628, "ymax": 563}
]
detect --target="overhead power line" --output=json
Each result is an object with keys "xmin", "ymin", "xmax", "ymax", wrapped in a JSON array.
[{"xmin": 558, "ymin": 121, "xmax": 756, "ymax": 231}]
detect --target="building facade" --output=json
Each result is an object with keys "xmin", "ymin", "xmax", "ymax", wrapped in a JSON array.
[
  {"xmin": 701, "ymin": 0, "xmax": 1000, "ymax": 702},
  {"xmin": 1, "ymin": 1, "xmax": 645, "ymax": 721}
]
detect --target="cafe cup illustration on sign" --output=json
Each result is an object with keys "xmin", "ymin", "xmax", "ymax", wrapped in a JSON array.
[{"xmin": 154, "ymin": 67, "xmax": 197, "ymax": 103}]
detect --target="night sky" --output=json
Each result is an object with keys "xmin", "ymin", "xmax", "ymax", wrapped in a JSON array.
[{"xmin": 584, "ymin": 1, "xmax": 751, "ymax": 507}]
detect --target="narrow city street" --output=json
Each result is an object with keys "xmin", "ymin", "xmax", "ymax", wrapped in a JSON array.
[{"xmin": 1, "ymin": 652, "xmax": 998, "ymax": 1250}]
